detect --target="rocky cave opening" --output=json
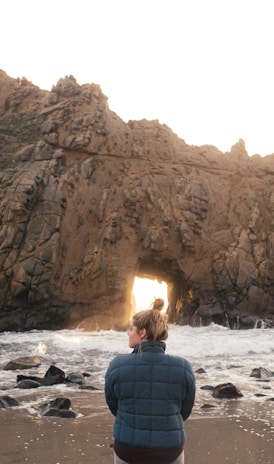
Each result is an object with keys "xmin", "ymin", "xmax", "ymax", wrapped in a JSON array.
[
  {"xmin": 132, "ymin": 276, "xmax": 168, "ymax": 313},
  {"xmin": 131, "ymin": 257, "xmax": 188, "ymax": 324}
]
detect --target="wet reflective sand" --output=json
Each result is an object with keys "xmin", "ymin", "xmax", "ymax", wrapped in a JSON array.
[{"xmin": 1, "ymin": 392, "xmax": 273, "ymax": 464}]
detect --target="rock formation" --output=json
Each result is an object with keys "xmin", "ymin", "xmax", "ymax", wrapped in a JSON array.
[{"xmin": 0, "ymin": 69, "xmax": 274, "ymax": 331}]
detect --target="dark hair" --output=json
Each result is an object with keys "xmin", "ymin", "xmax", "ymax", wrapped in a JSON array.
[{"xmin": 132, "ymin": 303, "xmax": 168, "ymax": 342}]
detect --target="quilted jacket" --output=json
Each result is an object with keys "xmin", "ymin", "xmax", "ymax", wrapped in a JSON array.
[{"xmin": 104, "ymin": 341, "xmax": 195, "ymax": 449}]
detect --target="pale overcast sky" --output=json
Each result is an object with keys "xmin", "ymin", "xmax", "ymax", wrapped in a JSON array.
[{"xmin": 1, "ymin": 0, "xmax": 274, "ymax": 156}]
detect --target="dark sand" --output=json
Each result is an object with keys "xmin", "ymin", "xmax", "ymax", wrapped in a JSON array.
[{"xmin": 1, "ymin": 391, "xmax": 273, "ymax": 464}]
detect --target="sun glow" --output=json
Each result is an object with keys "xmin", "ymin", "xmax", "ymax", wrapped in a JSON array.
[{"xmin": 132, "ymin": 277, "xmax": 168, "ymax": 313}]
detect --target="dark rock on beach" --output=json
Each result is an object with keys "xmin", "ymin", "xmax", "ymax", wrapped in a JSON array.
[
  {"xmin": 79, "ymin": 385, "xmax": 100, "ymax": 391},
  {"xmin": 200, "ymin": 403, "xmax": 216, "ymax": 409},
  {"xmin": 41, "ymin": 408, "xmax": 77, "ymax": 418},
  {"xmin": 39, "ymin": 397, "xmax": 77, "ymax": 418},
  {"xmin": 13, "ymin": 364, "xmax": 99, "ymax": 392},
  {"xmin": 0, "ymin": 395, "xmax": 20, "ymax": 408},
  {"xmin": 250, "ymin": 367, "xmax": 274, "ymax": 378},
  {"xmin": 16, "ymin": 379, "xmax": 42, "ymax": 389},
  {"xmin": 3, "ymin": 356, "xmax": 46, "ymax": 370},
  {"xmin": 16, "ymin": 365, "xmax": 66, "ymax": 387},
  {"xmin": 196, "ymin": 368, "xmax": 207, "ymax": 374},
  {"xmin": 39, "ymin": 397, "xmax": 71, "ymax": 412},
  {"xmin": 66, "ymin": 372, "xmax": 86, "ymax": 385},
  {"xmin": 44, "ymin": 365, "xmax": 66, "ymax": 383},
  {"xmin": 212, "ymin": 382, "xmax": 243, "ymax": 399}
]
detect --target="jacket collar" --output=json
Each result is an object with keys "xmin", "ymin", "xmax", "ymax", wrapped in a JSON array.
[{"xmin": 132, "ymin": 340, "xmax": 166, "ymax": 353}]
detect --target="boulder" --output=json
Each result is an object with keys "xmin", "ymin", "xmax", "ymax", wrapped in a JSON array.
[
  {"xmin": 212, "ymin": 382, "xmax": 243, "ymax": 399},
  {"xmin": 16, "ymin": 365, "xmax": 66, "ymax": 387},
  {"xmin": 39, "ymin": 397, "xmax": 71, "ymax": 412},
  {"xmin": 3, "ymin": 356, "xmax": 46, "ymax": 370},
  {"xmin": 16, "ymin": 379, "xmax": 41, "ymax": 389}
]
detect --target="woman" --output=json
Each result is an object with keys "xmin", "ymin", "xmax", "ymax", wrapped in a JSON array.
[{"xmin": 105, "ymin": 301, "xmax": 195, "ymax": 464}]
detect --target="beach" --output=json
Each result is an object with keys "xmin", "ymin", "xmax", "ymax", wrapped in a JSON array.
[
  {"xmin": 1, "ymin": 326, "xmax": 273, "ymax": 463},
  {"xmin": 1, "ymin": 391, "xmax": 273, "ymax": 464}
]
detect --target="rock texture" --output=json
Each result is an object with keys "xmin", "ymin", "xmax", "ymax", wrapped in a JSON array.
[{"xmin": 1, "ymin": 69, "xmax": 274, "ymax": 331}]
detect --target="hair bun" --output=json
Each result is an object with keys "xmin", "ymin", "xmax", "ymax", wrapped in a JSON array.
[{"xmin": 151, "ymin": 298, "xmax": 165, "ymax": 311}]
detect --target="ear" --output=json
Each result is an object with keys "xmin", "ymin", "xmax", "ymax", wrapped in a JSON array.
[{"xmin": 139, "ymin": 328, "xmax": 147, "ymax": 339}]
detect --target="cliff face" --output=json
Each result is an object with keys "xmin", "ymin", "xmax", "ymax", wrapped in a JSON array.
[{"xmin": 0, "ymin": 70, "xmax": 274, "ymax": 331}]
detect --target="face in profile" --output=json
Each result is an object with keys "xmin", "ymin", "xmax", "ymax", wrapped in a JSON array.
[{"xmin": 127, "ymin": 322, "xmax": 146, "ymax": 348}]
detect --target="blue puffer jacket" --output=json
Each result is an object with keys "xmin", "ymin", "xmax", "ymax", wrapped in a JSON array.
[{"xmin": 105, "ymin": 341, "xmax": 195, "ymax": 449}]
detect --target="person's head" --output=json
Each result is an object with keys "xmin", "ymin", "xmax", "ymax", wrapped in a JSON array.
[
  {"xmin": 128, "ymin": 304, "xmax": 168, "ymax": 348},
  {"xmin": 151, "ymin": 297, "xmax": 165, "ymax": 311}
]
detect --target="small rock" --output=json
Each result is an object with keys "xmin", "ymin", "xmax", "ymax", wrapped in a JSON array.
[
  {"xmin": 196, "ymin": 368, "xmax": 206, "ymax": 374},
  {"xmin": 79, "ymin": 385, "xmax": 100, "ymax": 391},
  {"xmin": 250, "ymin": 367, "xmax": 274, "ymax": 378},
  {"xmin": 200, "ymin": 403, "xmax": 216, "ymax": 409},
  {"xmin": 66, "ymin": 373, "xmax": 85, "ymax": 385},
  {"xmin": 0, "ymin": 395, "xmax": 20, "ymax": 408},
  {"xmin": 41, "ymin": 408, "xmax": 77, "ymax": 418}
]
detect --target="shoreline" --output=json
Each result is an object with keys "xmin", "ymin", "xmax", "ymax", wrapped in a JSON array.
[{"xmin": 1, "ymin": 391, "xmax": 273, "ymax": 463}]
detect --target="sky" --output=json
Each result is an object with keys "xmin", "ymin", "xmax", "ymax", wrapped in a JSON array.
[{"xmin": 1, "ymin": 0, "xmax": 274, "ymax": 156}]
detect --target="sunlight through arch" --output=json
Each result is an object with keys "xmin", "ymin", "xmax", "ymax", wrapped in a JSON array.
[{"xmin": 132, "ymin": 277, "xmax": 168, "ymax": 313}]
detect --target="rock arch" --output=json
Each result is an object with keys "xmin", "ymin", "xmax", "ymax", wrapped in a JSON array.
[
  {"xmin": 0, "ymin": 72, "xmax": 274, "ymax": 331},
  {"xmin": 135, "ymin": 256, "xmax": 186, "ymax": 322}
]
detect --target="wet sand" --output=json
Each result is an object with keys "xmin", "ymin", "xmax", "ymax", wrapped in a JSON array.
[{"xmin": 1, "ymin": 391, "xmax": 273, "ymax": 464}]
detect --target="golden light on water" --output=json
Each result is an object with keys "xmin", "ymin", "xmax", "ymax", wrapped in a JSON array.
[{"xmin": 132, "ymin": 277, "xmax": 168, "ymax": 312}]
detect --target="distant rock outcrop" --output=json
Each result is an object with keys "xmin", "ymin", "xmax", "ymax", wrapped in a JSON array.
[{"xmin": 0, "ymin": 69, "xmax": 274, "ymax": 331}]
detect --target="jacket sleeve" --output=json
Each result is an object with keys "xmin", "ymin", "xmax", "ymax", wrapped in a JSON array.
[
  {"xmin": 104, "ymin": 362, "xmax": 118, "ymax": 416},
  {"xmin": 181, "ymin": 363, "xmax": 196, "ymax": 421}
]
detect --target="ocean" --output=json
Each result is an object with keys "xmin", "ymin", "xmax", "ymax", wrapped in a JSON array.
[
  {"xmin": 0, "ymin": 323, "xmax": 273, "ymax": 464},
  {"xmin": 0, "ymin": 323, "xmax": 273, "ymax": 412}
]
